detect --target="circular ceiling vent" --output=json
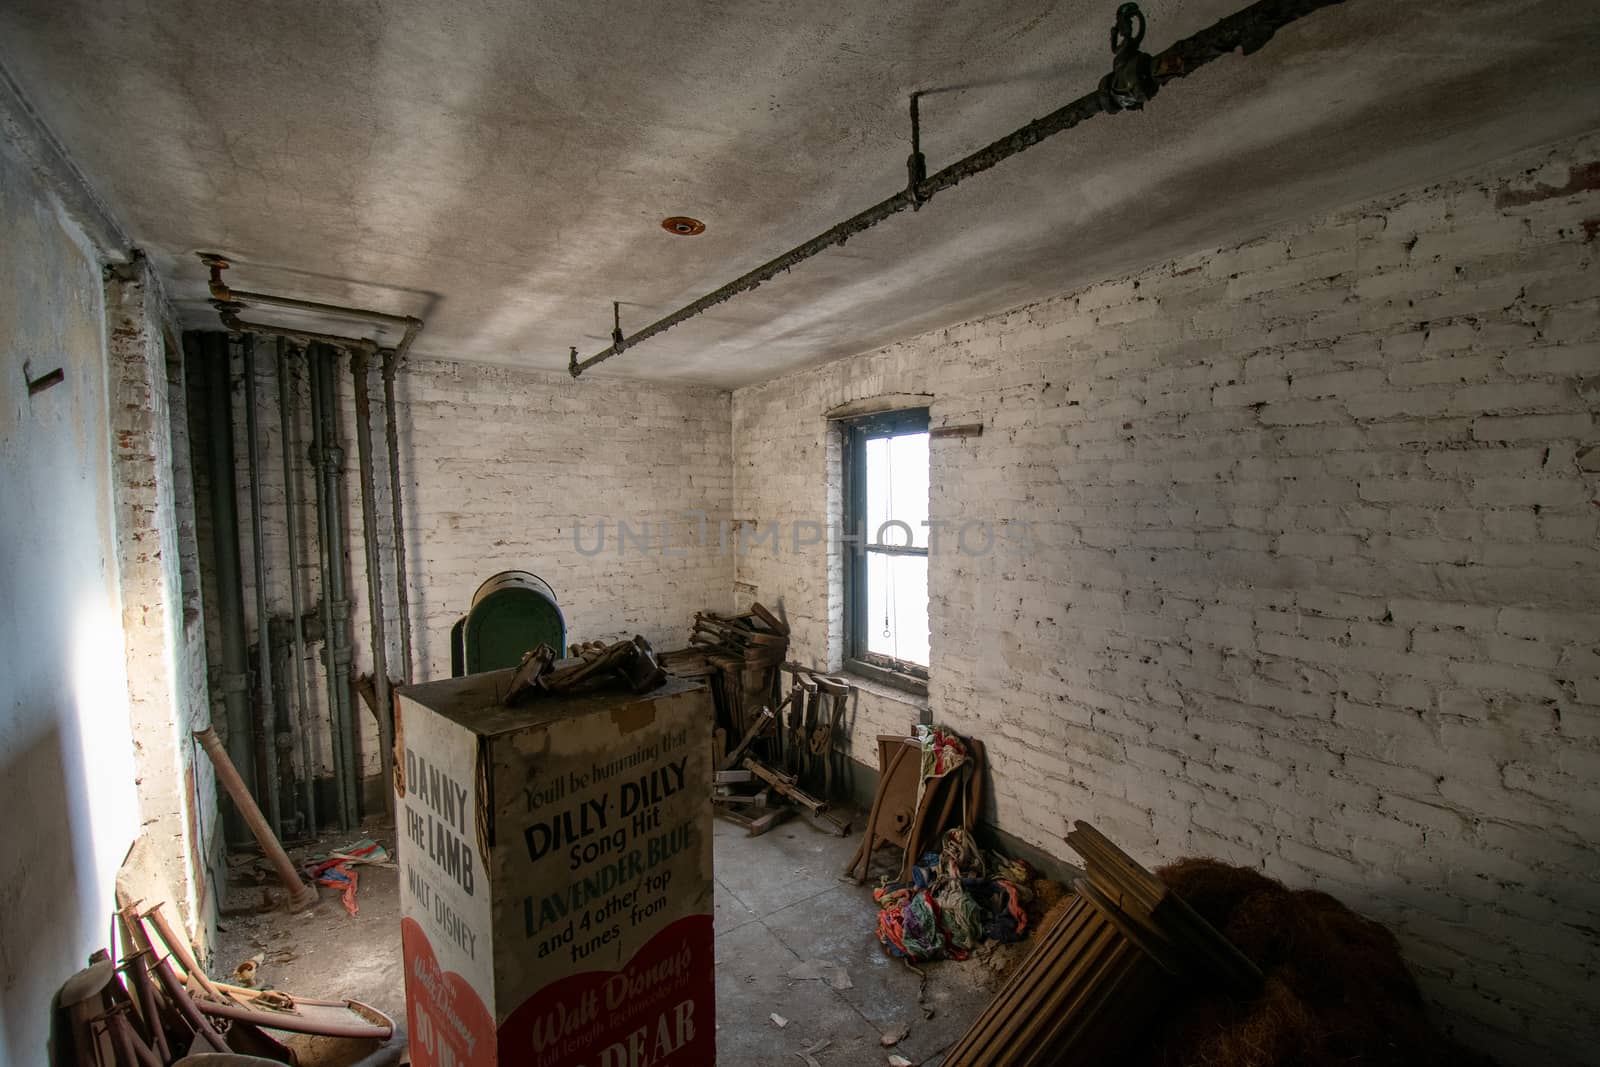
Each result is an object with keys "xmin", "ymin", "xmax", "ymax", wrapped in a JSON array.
[{"xmin": 661, "ymin": 216, "xmax": 706, "ymax": 236}]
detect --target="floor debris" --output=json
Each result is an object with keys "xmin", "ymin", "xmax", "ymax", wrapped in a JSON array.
[
  {"xmin": 881, "ymin": 1022, "xmax": 911, "ymax": 1046},
  {"xmin": 794, "ymin": 1037, "xmax": 832, "ymax": 1066},
  {"xmin": 771, "ymin": 1012, "xmax": 790, "ymax": 1028},
  {"xmin": 231, "ymin": 951, "xmax": 264, "ymax": 987},
  {"xmin": 787, "ymin": 958, "xmax": 855, "ymax": 991},
  {"xmin": 302, "ymin": 838, "xmax": 389, "ymax": 917}
]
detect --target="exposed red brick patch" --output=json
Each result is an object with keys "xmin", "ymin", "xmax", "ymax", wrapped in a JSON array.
[{"xmin": 1496, "ymin": 160, "xmax": 1600, "ymax": 208}]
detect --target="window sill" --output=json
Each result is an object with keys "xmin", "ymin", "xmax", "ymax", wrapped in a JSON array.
[{"xmin": 842, "ymin": 670, "xmax": 931, "ymax": 717}]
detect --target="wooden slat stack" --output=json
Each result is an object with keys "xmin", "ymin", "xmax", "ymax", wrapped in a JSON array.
[
  {"xmin": 663, "ymin": 603, "xmax": 788, "ymax": 749},
  {"xmin": 941, "ymin": 821, "xmax": 1262, "ymax": 1067},
  {"xmin": 663, "ymin": 604, "xmax": 860, "ymax": 836}
]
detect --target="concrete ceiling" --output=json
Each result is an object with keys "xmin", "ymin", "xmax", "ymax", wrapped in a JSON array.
[{"xmin": 2, "ymin": 0, "xmax": 1599, "ymax": 387}]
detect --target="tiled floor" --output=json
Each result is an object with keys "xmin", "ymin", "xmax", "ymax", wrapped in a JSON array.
[{"xmin": 216, "ymin": 814, "xmax": 1002, "ymax": 1065}]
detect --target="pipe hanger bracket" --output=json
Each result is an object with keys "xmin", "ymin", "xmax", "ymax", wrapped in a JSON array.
[
  {"xmin": 907, "ymin": 92, "xmax": 928, "ymax": 210},
  {"xmin": 1099, "ymin": 3, "xmax": 1159, "ymax": 113}
]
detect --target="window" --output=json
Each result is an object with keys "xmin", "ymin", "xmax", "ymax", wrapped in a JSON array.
[{"xmin": 842, "ymin": 408, "xmax": 930, "ymax": 693}]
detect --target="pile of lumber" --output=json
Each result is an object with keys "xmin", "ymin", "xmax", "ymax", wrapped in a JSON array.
[
  {"xmin": 661, "ymin": 603, "xmax": 786, "ymax": 747},
  {"xmin": 941, "ymin": 821, "xmax": 1260, "ymax": 1067},
  {"xmin": 947, "ymin": 821, "xmax": 1487, "ymax": 1067},
  {"xmin": 663, "ymin": 604, "xmax": 789, "ymax": 733},
  {"xmin": 662, "ymin": 604, "xmax": 856, "ymax": 836},
  {"xmin": 56, "ymin": 894, "xmax": 396, "ymax": 1066}
]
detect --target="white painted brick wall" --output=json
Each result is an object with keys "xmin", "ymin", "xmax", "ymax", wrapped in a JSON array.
[
  {"xmin": 732, "ymin": 132, "xmax": 1600, "ymax": 1064},
  {"xmin": 204, "ymin": 352, "xmax": 733, "ymax": 793}
]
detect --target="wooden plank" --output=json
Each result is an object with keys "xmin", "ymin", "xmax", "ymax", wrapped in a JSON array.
[
  {"xmin": 744, "ymin": 757, "xmax": 828, "ymax": 813},
  {"xmin": 745, "ymin": 808, "xmax": 790, "ymax": 836},
  {"xmin": 944, "ymin": 821, "xmax": 1260, "ymax": 1067},
  {"xmin": 721, "ymin": 708, "xmax": 776, "ymax": 770}
]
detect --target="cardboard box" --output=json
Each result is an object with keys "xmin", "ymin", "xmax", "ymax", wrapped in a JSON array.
[{"xmin": 395, "ymin": 671, "xmax": 715, "ymax": 1067}]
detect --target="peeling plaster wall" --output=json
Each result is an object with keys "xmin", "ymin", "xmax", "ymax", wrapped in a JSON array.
[
  {"xmin": 0, "ymin": 134, "xmax": 139, "ymax": 1066},
  {"xmin": 106, "ymin": 257, "xmax": 216, "ymax": 945},
  {"xmin": 193, "ymin": 352, "xmax": 734, "ymax": 816},
  {"xmin": 733, "ymin": 131, "xmax": 1600, "ymax": 1063}
]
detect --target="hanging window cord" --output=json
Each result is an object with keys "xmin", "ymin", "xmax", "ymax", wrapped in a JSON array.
[{"xmin": 882, "ymin": 437, "xmax": 899, "ymax": 650}]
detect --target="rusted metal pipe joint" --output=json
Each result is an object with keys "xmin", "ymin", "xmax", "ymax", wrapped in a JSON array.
[{"xmin": 199, "ymin": 252, "xmax": 233, "ymax": 300}]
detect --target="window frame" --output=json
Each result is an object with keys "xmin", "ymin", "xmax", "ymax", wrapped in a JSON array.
[{"xmin": 841, "ymin": 407, "xmax": 931, "ymax": 696}]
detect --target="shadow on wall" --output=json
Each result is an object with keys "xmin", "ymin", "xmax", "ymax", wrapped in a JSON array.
[
  {"xmin": 0, "ymin": 721, "xmax": 91, "ymax": 1065},
  {"xmin": 1334, "ymin": 848, "xmax": 1600, "ymax": 1057}
]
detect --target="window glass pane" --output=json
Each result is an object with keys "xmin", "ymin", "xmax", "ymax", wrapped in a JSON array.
[
  {"xmin": 865, "ymin": 551, "xmax": 929, "ymax": 667},
  {"xmin": 864, "ymin": 431, "xmax": 928, "ymax": 548}
]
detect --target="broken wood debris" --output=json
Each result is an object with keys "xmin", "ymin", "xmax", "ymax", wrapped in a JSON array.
[
  {"xmin": 940, "ymin": 820, "xmax": 1259, "ymax": 1067},
  {"xmin": 846, "ymin": 730, "xmax": 987, "ymax": 884},
  {"xmin": 58, "ymin": 893, "xmax": 398, "ymax": 1065},
  {"xmin": 664, "ymin": 603, "xmax": 854, "ymax": 835},
  {"xmin": 504, "ymin": 634, "xmax": 667, "ymax": 705}
]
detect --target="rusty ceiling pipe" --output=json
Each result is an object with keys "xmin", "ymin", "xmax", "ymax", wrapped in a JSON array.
[
  {"xmin": 570, "ymin": 0, "xmax": 1345, "ymax": 377},
  {"xmin": 199, "ymin": 253, "xmax": 423, "ymax": 359},
  {"xmin": 201, "ymin": 253, "xmax": 422, "ymax": 331}
]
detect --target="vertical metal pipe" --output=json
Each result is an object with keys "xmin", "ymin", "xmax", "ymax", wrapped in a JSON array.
[
  {"xmin": 380, "ymin": 349, "xmax": 413, "ymax": 683},
  {"xmin": 316, "ymin": 344, "xmax": 360, "ymax": 825},
  {"xmin": 199, "ymin": 331, "xmax": 254, "ymax": 845},
  {"xmin": 276, "ymin": 341, "xmax": 317, "ymax": 833},
  {"xmin": 306, "ymin": 342, "xmax": 345, "ymax": 828},
  {"xmin": 351, "ymin": 347, "xmax": 394, "ymax": 815},
  {"xmin": 308, "ymin": 344, "xmax": 356, "ymax": 829},
  {"xmin": 241, "ymin": 334, "xmax": 281, "ymax": 838}
]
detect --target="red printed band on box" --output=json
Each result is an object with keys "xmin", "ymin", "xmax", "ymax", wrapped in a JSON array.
[
  {"xmin": 403, "ymin": 918, "xmax": 497, "ymax": 1067},
  {"xmin": 499, "ymin": 914, "xmax": 715, "ymax": 1067}
]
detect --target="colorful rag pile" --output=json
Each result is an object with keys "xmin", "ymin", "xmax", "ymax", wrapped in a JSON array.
[
  {"xmin": 873, "ymin": 827, "xmax": 1033, "ymax": 962},
  {"xmin": 303, "ymin": 838, "xmax": 389, "ymax": 916},
  {"xmin": 913, "ymin": 724, "xmax": 969, "ymax": 808}
]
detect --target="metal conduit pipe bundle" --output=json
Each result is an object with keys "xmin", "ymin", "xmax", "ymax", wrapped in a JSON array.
[
  {"xmin": 276, "ymin": 339, "xmax": 318, "ymax": 834},
  {"xmin": 196, "ymin": 331, "xmax": 255, "ymax": 846},
  {"xmin": 240, "ymin": 334, "xmax": 282, "ymax": 838},
  {"xmin": 193, "ymin": 262, "xmax": 422, "ymax": 836},
  {"xmin": 308, "ymin": 342, "xmax": 359, "ymax": 829}
]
